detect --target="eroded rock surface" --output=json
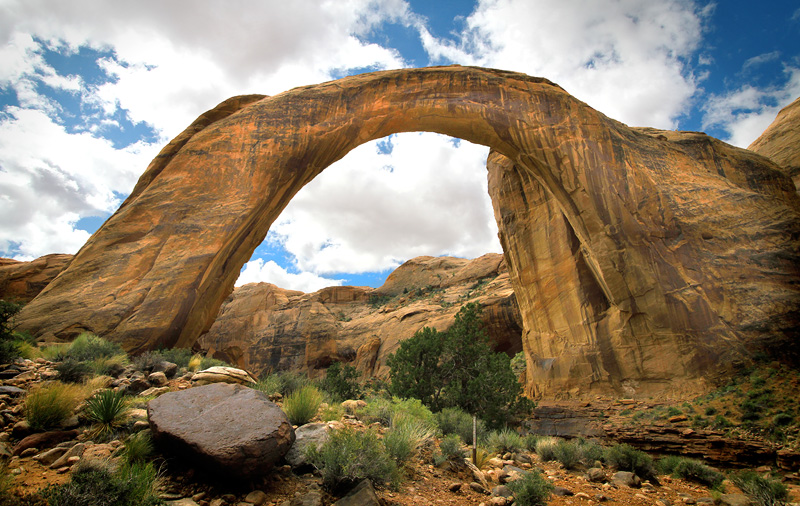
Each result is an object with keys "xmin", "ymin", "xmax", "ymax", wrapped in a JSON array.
[
  {"xmin": 749, "ymin": 97, "xmax": 800, "ymax": 192},
  {"xmin": 148, "ymin": 382, "xmax": 294, "ymax": 477},
  {"xmin": 0, "ymin": 254, "xmax": 72, "ymax": 303},
  {"xmin": 198, "ymin": 254, "xmax": 522, "ymax": 378},
  {"xmin": 13, "ymin": 67, "xmax": 800, "ymax": 399}
]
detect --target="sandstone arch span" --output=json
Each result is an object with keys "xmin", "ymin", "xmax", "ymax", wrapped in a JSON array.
[{"xmin": 16, "ymin": 66, "xmax": 800, "ymax": 398}]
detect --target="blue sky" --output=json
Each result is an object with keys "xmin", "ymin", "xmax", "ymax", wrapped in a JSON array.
[{"xmin": 1, "ymin": 0, "xmax": 798, "ymax": 292}]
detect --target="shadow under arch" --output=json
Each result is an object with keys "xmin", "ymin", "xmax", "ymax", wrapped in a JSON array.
[{"xmin": 16, "ymin": 66, "xmax": 800, "ymax": 398}]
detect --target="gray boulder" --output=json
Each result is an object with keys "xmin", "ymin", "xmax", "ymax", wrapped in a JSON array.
[
  {"xmin": 148, "ymin": 383, "xmax": 294, "ymax": 478},
  {"xmin": 285, "ymin": 422, "xmax": 329, "ymax": 467},
  {"xmin": 332, "ymin": 480, "xmax": 380, "ymax": 506},
  {"xmin": 611, "ymin": 471, "xmax": 641, "ymax": 488}
]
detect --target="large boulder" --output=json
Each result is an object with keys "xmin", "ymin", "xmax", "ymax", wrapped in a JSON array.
[
  {"xmin": 147, "ymin": 383, "xmax": 294, "ymax": 477},
  {"xmin": 285, "ymin": 422, "xmax": 330, "ymax": 467},
  {"xmin": 191, "ymin": 366, "xmax": 256, "ymax": 386}
]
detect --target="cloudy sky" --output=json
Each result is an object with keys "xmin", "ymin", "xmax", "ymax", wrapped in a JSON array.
[{"xmin": 1, "ymin": 0, "xmax": 798, "ymax": 292}]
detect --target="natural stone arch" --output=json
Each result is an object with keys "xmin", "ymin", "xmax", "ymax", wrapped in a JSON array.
[{"xmin": 16, "ymin": 66, "xmax": 800, "ymax": 398}]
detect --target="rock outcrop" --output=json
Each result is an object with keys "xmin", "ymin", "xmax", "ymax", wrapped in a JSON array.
[
  {"xmin": 0, "ymin": 254, "xmax": 72, "ymax": 303},
  {"xmin": 148, "ymin": 382, "xmax": 294, "ymax": 478},
  {"xmin": 197, "ymin": 254, "xmax": 523, "ymax": 378},
  {"xmin": 12, "ymin": 67, "xmax": 800, "ymax": 399},
  {"xmin": 749, "ymin": 97, "xmax": 800, "ymax": 193}
]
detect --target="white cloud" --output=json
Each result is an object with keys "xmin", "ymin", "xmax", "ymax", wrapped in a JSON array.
[
  {"xmin": 419, "ymin": 0, "xmax": 705, "ymax": 129},
  {"xmin": 702, "ymin": 66, "xmax": 800, "ymax": 147},
  {"xmin": 236, "ymin": 258, "xmax": 343, "ymax": 293},
  {"xmin": 269, "ymin": 133, "xmax": 500, "ymax": 275}
]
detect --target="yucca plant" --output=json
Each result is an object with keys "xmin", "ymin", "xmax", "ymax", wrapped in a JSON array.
[
  {"xmin": 84, "ymin": 389, "xmax": 129, "ymax": 439},
  {"xmin": 470, "ymin": 446, "xmax": 492, "ymax": 470},
  {"xmin": 283, "ymin": 385, "xmax": 323, "ymax": 425}
]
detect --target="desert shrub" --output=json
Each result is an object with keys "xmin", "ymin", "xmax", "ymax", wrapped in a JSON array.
[
  {"xmin": 384, "ymin": 414, "xmax": 435, "ymax": 465},
  {"xmin": 772, "ymin": 413, "xmax": 793, "ymax": 426},
  {"xmin": 253, "ymin": 374, "xmax": 283, "ymax": 396},
  {"xmin": 40, "ymin": 343, "xmax": 69, "ymax": 361},
  {"xmin": 55, "ymin": 359, "xmax": 92, "ymax": 383},
  {"xmin": 90, "ymin": 354, "xmax": 130, "ymax": 377},
  {"xmin": 534, "ymin": 437, "xmax": 560, "ymax": 462},
  {"xmin": 283, "ymin": 385, "xmax": 323, "ymax": 425},
  {"xmin": 705, "ymin": 406, "xmax": 717, "ymax": 416},
  {"xmin": 24, "ymin": 381, "xmax": 85, "ymax": 431},
  {"xmin": 730, "ymin": 470, "xmax": 788, "ymax": 506},
  {"xmin": 65, "ymin": 333, "xmax": 125, "ymax": 362},
  {"xmin": 524, "ymin": 433, "xmax": 542, "ymax": 451},
  {"xmin": 271, "ymin": 370, "xmax": 312, "ymax": 396},
  {"xmin": 667, "ymin": 407, "xmax": 682, "ymax": 416},
  {"xmin": 486, "ymin": 427, "xmax": 525, "ymax": 454},
  {"xmin": 604, "ymin": 443, "xmax": 658, "ymax": 483},
  {"xmin": 44, "ymin": 459, "xmax": 163, "ymax": 506},
  {"xmin": 671, "ymin": 459, "xmax": 724, "ymax": 489},
  {"xmin": 439, "ymin": 434, "xmax": 464, "ymax": 460},
  {"xmin": 320, "ymin": 362, "xmax": 362, "ymax": 402},
  {"xmin": 506, "ymin": 469, "xmax": 553, "ymax": 506},
  {"xmin": 122, "ymin": 431, "xmax": 154, "ymax": 464},
  {"xmin": 318, "ymin": 403, "xmax": 344, "ymax": 422},
  {"xmin": 656, "ymin": 455, "xmax": 683, "ymax": 475},
  {"xmin": 434, "ymin": 406, "xmax": 485, "ymax": 445},
  {"xmin": 357, "ymin": 397, "xmax": 436, "ymax": 429},
  {"xmin": 576, "ymin": 438, "xmax": 606, "ymax": 465},
  {"xmin": 305, "ymin": 426, "xmax": 399, "ymax": 492},
  {"xmin": 151, "ymin": 348, "xmax": 192, "ymax": 368},
  {"xmin": 553, "ymin": 439, "xmax": 581, "ymax": 469},
  {"xmin": 84, "ymin": 389, "xmax": 129, "ymax": 439}
]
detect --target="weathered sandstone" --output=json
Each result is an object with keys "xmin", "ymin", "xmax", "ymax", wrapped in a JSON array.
[
  {"xmin": 0, "ymin": 254, "xmax": 72, "ymax": 303},
  {"xmin": 198, "ymin": 254, "xmax": 523, "ymax": 378},
  {"xmin": 749, "ymin": 97, "xmax": 800, "ymax": 192},
  {"xmin": 12, "ymin": 67, "xmax": 800, "ymax": 399}
]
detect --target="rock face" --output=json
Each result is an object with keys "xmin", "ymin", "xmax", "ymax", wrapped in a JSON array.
[
  {"xmin": 0, "ymin": 254, "xmax": 72, "ymax": 303},
  {"xmin": 197, "ymin": 254, "xmax": 522, "ymax": 378},
  {"xmin": 148, "ymin": 383, "xmax": 294, "ymax": 477},
  {"xmin": 13, "ymin": 66, "xmax": 800, "ymax": 399},
  {"xmin": 749, "ymin": 97, "xmax": 800, "ymax": 193}
]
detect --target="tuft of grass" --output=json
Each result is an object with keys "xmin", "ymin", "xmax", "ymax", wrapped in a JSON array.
[
  {"xmin": 534, "ymin": 437, "xmax": 560, "ymax": 462},
  {"xmin": 383, "ymin": 413, "xmax": 436, "ymax": 465},
  {"xmin": 604, "ymin": 443, "xmax": 658, "ymax": 483},
  {"xmin": 55, "ymin": 359, "xmax": 92, "ymax": 383},
  {"xmin": 44, "ymin": 459, "xmax": 163, "ymax": 506},
  {"xmin": 506, "ymin": 469, "xmax": 554, "ymax": 506},
  {"xmin": 730, "ymin": 470, "xmax": 788, "ymax": 506},
  {"xmin": 576, "ymin": 438, "xmax": 606, "ymax": 465},
  {"xmin": 318, "ymin": 403, "xmax": 344, "ymax": 422},
  {"xmin": 486, "ymin": 427, "xmax": 525, "ymax": 454},
  {"xmin": 90, "ymin": 354, "xmax": 129, "ymax": 377},
  {"xmin": 187, "ymin": 353, "xmax": 203, "ymax": 372},
  {"xmin": 283, "ymin": 385, "xmax": 323, "ymax": 425},
  {"xmin": 305, "ymin": 426, "xmax": 399, "ymax": 492},
  {"xmin": 252, "ymin": 374, "xmax": 282, "ymax": 396},
  {"xmin": 523, "ymin": 433, "xmax": 542, "ymax": 451},
  {"xmin": 24, "ymin": 381, "xmax": 85, "ymax": 431},
  {"xmin": 84, "ymin": 389, "xmax": 129, "ymax": 439},
  {"xmin": 470, "ymin": 446, "xmax": 492, "ymax": 470},
  {"xmin": 122, "ymin": 431, "xmax": 154, "ymax": 464}
]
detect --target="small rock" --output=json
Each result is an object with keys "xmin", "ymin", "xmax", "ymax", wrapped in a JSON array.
[
  {"xmin": 19, "ymin": 447, "xmax": 38, "ymax": 458},
  {"xmin": 244, "ymin": 490, "xmax": 267, "ymax": 505},
  {"xmin": 489, "ymin": 497, "xmax": 507, "ymax": 506},
  {"xmin": 470, "ymin": 482, "xmax": 488, "ymax": 494},
  {"xmin": 717, "ymin": 494, "xmax": 753, "ymax": 506},
  {"xmin": 668, "ymin": 415, "xmax": 688, "ymax": 423},
  {"xmin": 0, "ymin": 386, "xmax": 26, "ymax": 396},
  {"xmin": 594, "ymin": 494, "xmax": 609, "ymax": 502},
  {"xmin": 491, "ymin": 485, "xmax": 512, "ymax": 498},
  {"xmin": 655, "ymin": 500, "xmax": 672, "ymax": 506},
  {"xmin": 552, "ymin": 486, "xmax": 574, "ymax": 496},
  {"xmin": 331, "ymin": 479, "xmax": 380, "ymax": 506},
  {"xmin": 148, "ymin": 371, "xmax": 169, "ymax": 387},
  {"xmin": 448, "ymin": 482, "xmax": 462, "ymax": 492},
  {"xmin": 11, "ymin": 420, "xmax": 31, "ymax": 439},
  {"xmin": 140, "ymin": 386, "xmax": 170, "ymax": 397},
  {"xmin": 167, "ymin": 500, "xmax": 200, "ymax": 506},
  {"xmin": 586, "ymin": 467, "xmax": 606, "ymax": 482},
  {"xmin": 13, "ymin": 430, "xmax": 78, "ymax": 456},
  {"xmin": 50, "ymin": 443, "xmax": 85, "ymax": 469},
  {"xmin": 152, "ymin": 361, "xmax": 179, "ymax": 378},
  {"xmin": 612, "ymin": 471, "xmax": 641, "ymax": 488}
]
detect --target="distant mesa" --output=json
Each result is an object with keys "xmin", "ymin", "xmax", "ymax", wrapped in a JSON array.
[{"xmin": 6, "ymin": 66, "xmax": 800, "ymax": 399}]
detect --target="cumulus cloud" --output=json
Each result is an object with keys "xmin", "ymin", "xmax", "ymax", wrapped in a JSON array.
[
  {"xmin": 236, "ymin": 258, "xmax": 343, "ymax": 292},
  {"xmin": 702, "ymin": 66, "xmax": 800, "ymax": 147},
  {"xmin": 269, "ymin": 133, "xmax": 500, "ymax": 275},
  {"xmin": 418, "ymin": 0, "xmax": 707, "ymax": 129}
]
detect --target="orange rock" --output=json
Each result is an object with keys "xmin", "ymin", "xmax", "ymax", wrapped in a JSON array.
[
  {"xmin": 0, "ymin": 254, "xmax": 72, "ymax": 303},
  {"xmin": 749, "ymin": 97, "xmax": 800, "ymax": 193}
]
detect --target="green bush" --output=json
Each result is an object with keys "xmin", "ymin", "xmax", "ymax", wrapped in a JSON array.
[
  {"xmin": 357, "ymin": 397, "xmax": 436, "ymax": 429},
  {"xmin": 0, "ymin": 300, "xmax": 22, "ymax": 364},
  {"xmin": 506, "ymin": 469, "xmax": 553, "ymax": 506},
  {"xmin": 24, "ymin": 382, "xmax": 85, "ymax": 431},
  {"xmin": 383, "ymin": 414, "xmax": 435, "ymax": 464},
  {"xmin": 321, "ymin": 362, "xmax": 362, "ymax": 402},
  {"xmin": 772, "ymin": 412, "xmax": 793, "ymax": 426},
  {"xmin": 55, "ymin": 359, "xmax": 92, "ymax": 383},
  {"xmin": 576, "ymin": 438, "xmax": 605, "ymax": 465},
  {"xmin": 486, "ymin": 428, "xmax": 524, "ymax": 454},
  {"xmin": 534, "ymin": 437, "xmax": 560, "ymax": 462},
  {"xmin": 305, "ymin": 426, "xmax": 399, "ymax": 492},
  {"xmin": 434, "ymin": 407, "xmax": 485, "ymax": 445},
  {"xmin": 604, "ymin": 444, "xmax": 658, "ymax": 483},
  {"xmin": 44, "ymin": 459, "xmax": 163, "ymax": 506},
  {"xmin": 65, "ymin": 333, "xmax": 125, "ymax": 362},
  {"xmin": 656, "ymin": 455, "xmax": 683, "ymax": 475},
  {"xmin": 671, "ymin": 459, "xmax": 724, "ymax": 489},
  {"xmin": 730, "ymin": 470, "xmax": 788, "ymax": 506},
  {"xmin": 524, "ymin": 433, "xmax": 541, "ymax": 451},
  {"xmin": 553, "ymin": 439, "xmax": 581, "ymax": 469},
  {"xmin": 438, "ymin": 434, "xmax": 464, "ymax": 460},
  {"xmin": 90, "ymin": 354, "xmax": 130, "ymax": 377},
  {"xmin": 122, "ymin": 431, "xmax": 154, "ymax": 464},
  {"xmin": 84, "ymin": 389, "xmax": 129, "ymax": 439},
  {"xmin": 283, "ymin": 385, "xmax": 323, "ymax": 425},
  {"xmin": 318, "ymin": 403, "xmax": 344, "ymax": 422},
  {"xmin": 271, "ymin": 370, "xmax": 312, "ymax": 396},
  {"xmin": 253, "ymin": 374, "xmax": 283, "ymax": 396}
]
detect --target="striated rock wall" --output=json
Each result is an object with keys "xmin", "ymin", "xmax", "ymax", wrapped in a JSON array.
[
  {"xmin": 0, "ymin": 255, "xmax": 73, "ymax": 304},
  {"xmin": 197, "ymin": 254, "xmax": 523, "ymax": 379},
  {"xmin": 749, "ymin": 97, "xmax": 800, "ymax": 193}
]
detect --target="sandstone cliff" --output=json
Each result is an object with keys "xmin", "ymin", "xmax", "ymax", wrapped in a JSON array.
[
  {"xmin": 749, "ymin": 97, "xmax": 800, "ymax": 193},
  {"xmin": 0, "ymin": 255, "xmax": 73, "ymax": 304},
  {"xmin": 196, "ymin": 254, "xmax": 523, "ymax": 379}
]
